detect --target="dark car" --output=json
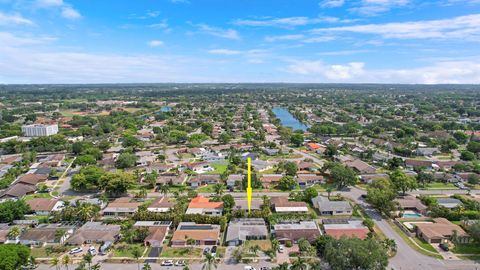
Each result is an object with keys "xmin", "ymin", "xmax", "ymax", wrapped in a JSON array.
[
  {"xmin": 439, "ymin": 243, "xmax": 449, "ymax": 251},
  {"xmin": 203, "ymin": 247, "xmax": 210, "ymax": 255},
  {"xmin": 211, "ymin": 246, "xmax": 217, "ymax": 256}
]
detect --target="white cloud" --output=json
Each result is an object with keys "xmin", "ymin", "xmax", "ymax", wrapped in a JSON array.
[
  {"xmin": 0, "ymin": 12, "xmax": 34, "ymax": 25},
  {"xmin": 320, "ymin": 0, "xmax": 345, "ymax": 8},
  {"xmin": 147, "ymin": 40, "xmax": 164, "ymax": 47},
  {"xmin": 61, "ymin": 6, "xmax": 81, "ymax": 20},
  {"xmin": 197, "ymin": 24, "xmax": 241, "ymax": 40},
  {"xmin": 265, "ymin": 34, "xmax": 304, "ymax": 42},
  {"xmin": 311, "ymin": 14, "xmax": 480, "ymax": 41},
  {"xmin": 350, "ymin": 0, "xmax": 410, "ymax": 15},
  {"xmin": 286, "ymin": 59, "xmax": 480, "ymax": 83},
  {"xmin": 208, "ymin": 49, "xmax": 242, "ymax": 55},
  {"xmin": 35, "ymin": 0, "xmax": 82, "ymax": 20},
  {"xmin": 0, "ymin": 32, "xmax": 56, "ymax": 46},
  {"xmin": 148, "ymin": 19, "xmax": 169, "ymax": 30},
  {"xmin": 36, "ymin": 0, "xmax": 64, "ymax": 7},
  {"xmin": 234, "ymin": 16, "xmax": 352, "ymax": 28}
]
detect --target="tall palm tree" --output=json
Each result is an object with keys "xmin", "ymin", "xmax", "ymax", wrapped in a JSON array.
[
  {"xmin": 90, "ymin": 263, "xmax": 101, "ymax": 270},
  {"xmin": 131, "ymin": 246, "xmax": 143, "ymax": 270},
  {"xmin": 159, "ymin": 183, "xmax": 170, "ymax": 197},
  {"xmin": 202, "ymin": 253, "xmax": 218, "ymax": 270},
  {"xmin": 326, "ymin": 187, "xmax": 333, "ymax": 199},
  {"xmin": 50, "ymin": 257, "xmax": 60, "ymax": 270},
  {"xmin": 142, "ymin": 262, "xmax": 151, "ymax": 270},
  {"xmin": 250, "ymin": 244, "xmax": 260, "ymax": 256},
  {"xmin": 83, "ymin": 253, "xmax": 93, "ymax": 270},
  {"xmin": 271, "ymin": 239, "xmax": 280, "ymax": 254},
  {"xmin": 213, "ymin": 184, "xmax": 225, "ymax": 196},
  {"xmin": 62, "ymin": 255, "xmax": 71, "ymax": 270},
  {"xmin": 290, "ymin": 257, "xmax": 308, "ymax": 270}
]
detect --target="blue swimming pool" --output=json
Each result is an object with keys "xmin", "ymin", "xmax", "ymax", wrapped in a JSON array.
[{"xmin": 403, "ymin": 213, "xmax": 422, "ymax": 218}]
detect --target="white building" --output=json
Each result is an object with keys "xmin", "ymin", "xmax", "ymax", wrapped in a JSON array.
[{"xmin": 21, "ymin": 124, "xmax": 58, "ymax": 137}]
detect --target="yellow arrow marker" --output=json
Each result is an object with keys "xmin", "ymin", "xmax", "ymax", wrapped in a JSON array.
[{"xmin": 247, "ymin": 157, "xmax": 252, "ymax": 213}]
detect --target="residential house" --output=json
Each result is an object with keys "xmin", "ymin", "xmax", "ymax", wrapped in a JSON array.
[
  {"xmin": 170, "ymin": 222, "xmax": 220, "ymax": 246},
  {"xmin": 102, "ymin": 198, "xmax": 141, "ymax": 218},
  {"xmin": 311, "ymin": 196, "xmax": 352, "ymax": 216},
  {"xmin": 270, "ymin": 197, "xmax": 309, "ymax": 213},
  {"xmin": 262, "ymin": 148, "xmax": 280, "ymax": 156},
  {"xmin": 416, "ymin": 218, "xmax": 471, "ymax": 244},
  {"xmin": 396, "ymin": 196, "xmax": 428, "ymax": 215},
  {"xmin": 147, "ymin": 197, "xmax": 174, "ymax": 213},
  {"xmin": 133, "ymin": 221, "xmax": 171, "ymax": 247},
  {"xmin": 0, "ymin": 183, "xmax": 36, "ymax": 200},
  {"xmin": 360, "ymin": 173, "xmax": 389, "ymax": 184},
  {"xmin": 344, "ymin": 159, "xmax": 376, "ymax": 174},
  {"xmin": 146, "ymin": 163, "xmax": 173, "ymax": 174},
  {"xmin": 185, "ymin": 196, "xmax": 224, "ymax": 216},
  {"xmin": 405, "ymin": 159, "xmax": 434, "ymax": 170},
  {"xmin": 296, "ymin": 174, "xmax": 324, "ymax": 188},
  {"xmin": 225, "ymin": 218, "xmax": 269, "ymax": 246},
  {"xmin": 189, "ymin": 174, "xmax": 221, "ymax": 188},
  {"xmin": 19, "ymin": 224, "xmax": 75, "ymax": 246},
  {"xmin": 182, "ymin": 162, "xmax": 213, "ymax": 174},
  {"xmin": 323, "ymin": 219, "xmax": 369, "ymax": 240},
  {"xmin": 233, "ymin": 198, "xmax": 263, "ymax": 211},
  {"xmin": 75, "ymin": 198, "xmax": 107, "ymax": 209},
  {"xmin": 66, "ymin": 222, "xmax": 121, "ymax": 245},
  {"xmin": 273, "ymin": 220, "xmax": 321, "ymax": 244},
  {"xmin": 416, "ymin": 148, "xmax": 439, "ymax": 157},
  {"xmin": 297, "ymin": 161, "xmax": 317, "ymax": 172},
  {"xmin": 26, "ymin": 198, "xmax": 64, "ymax": 215},
  {"xmin": 16, "ymin": 174, "xmax": 48, "ymax": 186},
  {"xmin": 251, "ymin": 160, "xmax": 272, "ymax": 171},
  {"xmin": 260, "ymin": 174, "xmax": 283, "ymax": 189},
  {"xmin": 39, "ymin": 154, "xmax": 65, "ymax": 167},
  {"xmin": 227, "ymin": 174, "xmax": 243, "ymax": 190},
  {"xmin": 156, "ymin": 174, "xmax": 186, "ymax": 186}
]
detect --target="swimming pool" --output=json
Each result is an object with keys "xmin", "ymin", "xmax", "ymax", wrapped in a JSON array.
[{"xmin": 403, "ymin": 213, "xmax": 422, "ymax": 218}]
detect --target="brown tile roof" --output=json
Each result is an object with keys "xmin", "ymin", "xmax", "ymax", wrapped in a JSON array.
[
  {"xmin": 149, "ymin": 197, "xmax": 174, "ymax": 209},
  {"xmin": 260, "ymin": 174, "xmax": 283, "ymax": 183},
  {"xmin": 17, "ymin": 174, "xmax": 48, "ymax": 185},
  {"xmin": 270, "ymin": 197, "xmax": 308, "ymax": 208},
  {"xmin": 1, "ymin": 184, "xmax": 36, "ymax": 198},
  {"xmin": 171, "ymin": 224, "xmax": 220, "ymax": 242},
  {"xmin": 27, "ymin": 198, "xmax": 59, "ymax": 212},
  {"xmin": 416, "ymin": 218, "xmax": 468, "ymax": 239},
  {"xmin": 324, "ymin": 228, "xmax": 369, "ymax": 240}
]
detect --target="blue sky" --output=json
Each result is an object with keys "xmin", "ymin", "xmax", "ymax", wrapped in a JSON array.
[{"xmin": 1, "ymin": 0, "xmax": 480, "ymax": 84}]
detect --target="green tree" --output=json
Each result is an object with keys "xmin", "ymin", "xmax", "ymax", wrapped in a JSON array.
[
  {"xmin": 389, "ymin": 169, "xmax": 417, "ymax": 195},
  {"xmin": 278, "ymin": 175, "xmax": 297, "ymax": 191},
  {"xmin": 202, "ymin": 253, "xmax": 218, "ymax": 270},
  {"xmin": 367, "ymin": 178, "xmax": 398, "ymax": 217},
  {"xmin": 131, "ymin": 246, "xmax": 142, "ymax": 270},
  {"xmin": 284, "ymin": 161, "xmax": 298, "ymax": 176},
  {"xmin": 50, "ymin": 257, "xmax": 60, "ymax": 270},
  {"xmin": 460, "ymin": 151, "xmax": 475, "ymax": 161},
  {"xmin": 0, "ymin": 244, "xmax": 30, "ymax": 270},
  {"xmin": 99, "ymin": 171, "xmax": 134, "ymax": 197},
  {"xmin": 290, "ymin": 133, "xmax": 304, "ymax": 147},
  {"xmin": 115, "ymin": 152, "xmax": 137, "ymax": 169},
  {"xmin": 0, "ymin": 200, "xmax": 30, "ymax": 223},
  {"xmin": 330, "ymin": 164, "xmax": 357, "ymax": 189},
  {"xmin": 62, "ymin": 255, "xmax": 71, "ymax": 270}
]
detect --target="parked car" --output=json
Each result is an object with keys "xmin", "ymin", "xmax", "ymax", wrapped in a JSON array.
[
  {"xmin": 260, "ymin": 267, "xmax": 271, "ymax": 270},
  {"xmin": 175, "ymin": 260, "xmax": 185, "ymax": 266},
  {"xmin": 99, "ymin": 241, "xmax": 112, "ymax": 255},
  {"xmin": 161, "ymin": 260, "xmax": 174, "ymax": 266},
  {"xmin": 203, "ymin": 247, "xmax": 210, "ymax": 255},
  {"xmin": 244, "ymin": 266, "xmax": 257, "ymax": 270},
  {"xmin": 278, "ymin": 245, "xmax": 285, "ymax": 253},
  {"xmin": 69, "ymin": 247, "xmax": 82, "ymax": 254},
  {"xmin": 439, "ymin": 243, "xmax": 449, "ymax": 251},
  {"xmin": 211, "ymin": 246, "xmax": 217, "ymax": 257},
  {"xmin": 88, "ymin": 246, "xmax": 97, "ymax": 256}
]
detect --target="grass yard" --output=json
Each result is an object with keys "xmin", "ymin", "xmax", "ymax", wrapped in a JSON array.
[
  {"xmin": 30, "ymin": 247, "xmax": 66, "ymax": 258},
  {"xmin": 113, "ymin": 244, "xmax": 145, "ymax": 258},
  {"xmin": 205, "ymin": 163, "xmax": 228, "ymax": 175},
  {"xmin": 159, "ymin": 247, "xmax": 202, "ymax": 258},
  {"xmin": 423, "ymin": 182, "xmax": 458, "ymax": 190},
  {"xmin": 197, "ymin": 184, "xmax": 216, "ymax": 193},
  {"xmin": 412, "ymin": 237, "xmax": 438, "ymax": 253},
  {"xmin": 452, "ymin": 244, "xmax": 480, "ymax": 254},
  {"xmin": 244, "ymin": 240, "xmax": 273, "ymax": 252},
  {"xmin": 24, "ymin": 193, "xmax": 53, "ymax": 200},
  {"xmin": 458, "ymin": 255, "xmax": 480, "ymax": 261}
]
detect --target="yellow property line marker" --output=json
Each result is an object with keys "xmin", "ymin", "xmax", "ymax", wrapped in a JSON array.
[{"xmin": 247, "ymin": 157, "xmax": 252, "ymax": 213}]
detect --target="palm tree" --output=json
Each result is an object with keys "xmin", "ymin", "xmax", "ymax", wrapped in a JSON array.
[
  {"xmin": 83, "ymin": 253, "xmax": 92, "ymax": 270},
  {"xmin": 326, "ymin": 187, "xmax": 333, "ymax": 199},
  {"xmin": 158, "ymin": 183, "xmax": 170, "ymax": 197},
  {"xmin": 250, "ymin": 244, "xmax": 260, "ymax": 256},
  {"xmin": 202, "ymin": 253, "xmax": 218, "ymax": 270},
  {"xmin": 62, "ymin": 255, "xmax": 71, "ymax": 270},
  {"xmin": 290, "ymin": 257, "xmax": 308, "ymax": 270},
  {"xmin": 271, "ymin": 239, "xmax": 280, "ymax": 254},
  {"xmin": 90, "ymin": 263, "xmax": 101, "ymax": 270},
  {"xmin": 7, "ymin": 226, "xmax": 21, "ymax": 240},
  {"xmin": 142, "ymin": 262, "xmax": 151, "ymax": 270},
  {"xmin": 50, "ymin": 257, "xmax": 60, "ymax": 270},
  {"xmin": 131, "ymin": 246, "xmax": 143, "ymax": 270},
  {"xmin": 213, "ymin": 184, "xmax": 225, "ymax": 196},
  {"xmin": 55, "ymin": 229, "xmax": 66, "ymax": 243}
]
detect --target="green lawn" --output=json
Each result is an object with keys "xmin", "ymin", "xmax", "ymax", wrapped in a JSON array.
[
  {"xmin": 24, "ymin": 193, "xmax": 53, "ymax": 201},
  {"xmin": 452, "ymin": 244, "xmax": 480, "ymax": 254},
  {"xmin": 113, "ymin": 244, "xmax": 145, "ymax": 257},
  {"xmin": 412, "ymin": 237, "xmax": 438, "ymax": 253},
  {"xmin": 197, "ymin": 184, "xmax": 216, "ymax": 193},
  {"xmin": 423, "ymin": 182, "xmax": 458, "ymax": 190},
  {"xmin": 458, "ymin": 255, "xmax": 480, "ymax": 261},
  {"xmin": 204, "ymin": 163, "xmax": 228, "ymax": 175},
  {"xmin": 159, "ymin": 247, "xmax": 202, "ymax": 258},
  {"xmin": 244, "ymin": 240, "xmax": 272, "ymax": 252}
]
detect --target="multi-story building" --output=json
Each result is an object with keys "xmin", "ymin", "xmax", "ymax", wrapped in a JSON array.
[{"xmin": 21, "ymin": 124, "xmax": 58, "ymax": 137}]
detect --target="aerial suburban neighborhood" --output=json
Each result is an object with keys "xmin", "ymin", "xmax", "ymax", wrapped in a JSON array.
[{"xmin": 0, "ymin": 84, "xmax": 479, "ymax": 270}]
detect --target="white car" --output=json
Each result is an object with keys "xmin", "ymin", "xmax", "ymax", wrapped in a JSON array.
[
  {"xmin": 244, "ymin": 266, "xmax": 257, "ymax": 270},
  {"xmin": 88, "ymin": 246, "xmax": 97, "ymax": 256},
  {"xmin": 161, "ymin": 260, "xmax": 174, "ymax": 266},
  {"xmin": 175, "ymin": 260, "xmax": 185, "ymax": 266},
  {"xmin": 69, "ymin": 247, "xmax": 82, "ymax": 254},
  {"xmin": 278, "ymin": 245, "xmax": 285, "ymax": 253}
]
